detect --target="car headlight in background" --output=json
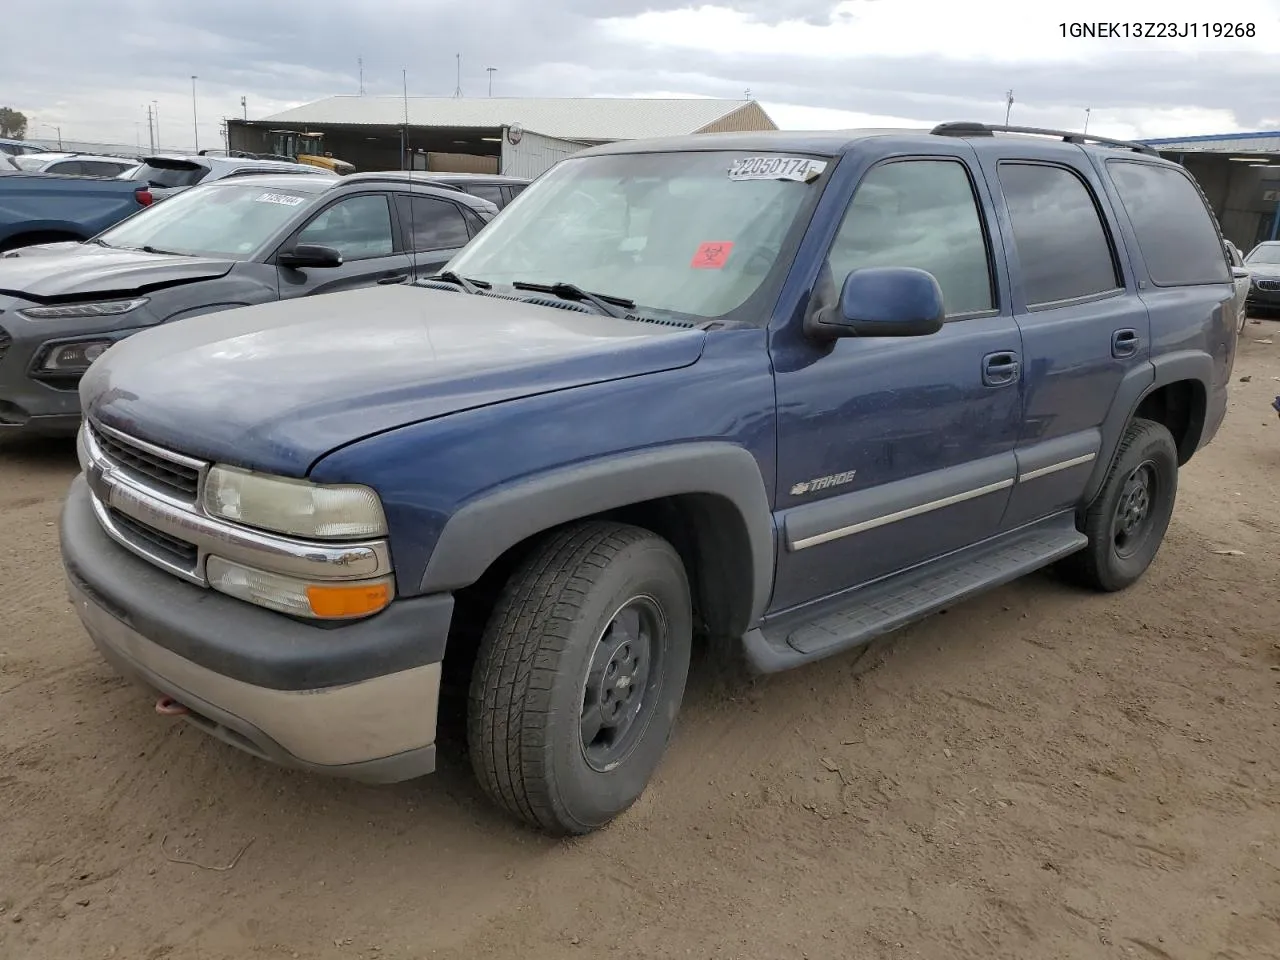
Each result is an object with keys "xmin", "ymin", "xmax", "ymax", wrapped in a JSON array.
[
  {"xmin": 202, "ymin": 465, "xmax": 388, "ymax": 540},
  {"xmin": 39, "ymin": 339, "xmax": 116, "ymax": 372},
  {"xmin": 20, "ymin": 298, "xmax": 149, "ymax": 320}
]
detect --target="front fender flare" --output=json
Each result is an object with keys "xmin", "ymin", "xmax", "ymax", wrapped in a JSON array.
[{"xmin": 418, "ymin": 442, "xmax": 776, "ymax": 627}]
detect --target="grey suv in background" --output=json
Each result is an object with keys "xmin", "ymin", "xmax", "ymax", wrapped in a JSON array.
[
  {"xmin": 131, "ymin": 153, "xmax": 335, "ymax": 200},
  {"xmin": 13, "ymin": 153, "xmax": 140, "ymax": 177},
  {"xmin": 0, "ymin": 172, "xmax": 497, "ymax": 436}
]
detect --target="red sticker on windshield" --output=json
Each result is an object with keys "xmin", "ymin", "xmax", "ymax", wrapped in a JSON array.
[{"xmin": 691, "ymin": 241, "xmax": 733, "ymax": 269}]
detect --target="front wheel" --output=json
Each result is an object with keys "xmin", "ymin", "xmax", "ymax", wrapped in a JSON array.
[
  {"xmin": 467, "ymin": 521, "xmax": 693, "ymax": 835},
  {"xmin": 1060, "ymin": 417, "xmax": 1179, "ymax": 592}
]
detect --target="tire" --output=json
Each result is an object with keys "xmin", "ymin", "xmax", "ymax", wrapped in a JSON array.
[
  {"xmin": 467, "ymin": 521, "xmax": 693, "ymax": 835},
  {"xmin": 1060, "ymin": 417, "xmax": 1179, "ymax": 592}
]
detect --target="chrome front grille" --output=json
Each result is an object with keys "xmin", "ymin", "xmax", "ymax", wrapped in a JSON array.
[
  {"xmin": 107, "ymin": 507, "xmax": 200, "ymax": 569},
  {"xmin": 1256, "ymin": 278, "xmax": 1280, "ymax": 291},
  {"xmin": 79, "ymin": 419, "xmax": 393, "ymax": 588},
  {"xmin": 91, "ymin": 423, "xmax": 202, "ymax": 501}
]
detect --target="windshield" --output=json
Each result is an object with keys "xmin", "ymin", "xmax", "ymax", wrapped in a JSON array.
[
  {"xmin": 97, "ymin": 181, "xmax": 321, "ymax": 259},
  {"xmin": 1245, "ymin": 244, "xmax": 1280, "ymax": 265},
  {"xmin": 14, "ymin": 155, "xmax": 47, "ymax": 171},
  {"xmin": 445, "ymin": 150, "xmax": 826, "ymax": 320}
]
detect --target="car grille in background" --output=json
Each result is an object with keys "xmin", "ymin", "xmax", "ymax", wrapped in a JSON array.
[
  {"xmin": 93, "ymin": 426, "xmax": 201, "ymax": 499},
  {"xmin": 107, "ymin": 507, "xmax": 199, "ymax": 570},
  {"xmin": 1256, "ymin": 279, "xmax": 1280, "ymax": 291},
  {"xmin": 0, "ymin": 325, "xmax": 10, "ymax": 364}
]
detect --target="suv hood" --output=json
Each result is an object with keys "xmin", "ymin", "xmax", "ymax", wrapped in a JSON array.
[
  {"xmin": 0, "ymin": 244, "xmax": 234, "ymax": 300},
  {"xmin": 82, "ymin": 285, "xmax": 707, "ymax": 475},
  {"xmin": 1247, "ymin": 262, "xmax": 1280, "ymax": 280}
]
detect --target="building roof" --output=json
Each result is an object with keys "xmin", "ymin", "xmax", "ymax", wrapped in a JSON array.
[
  {"xmin": 1140, "ymin": 130, "xmax": 1280, "ymax": 153},
  {"xmin": 257, "ymin": 96, "xmax": 772, "ymax": 142}
]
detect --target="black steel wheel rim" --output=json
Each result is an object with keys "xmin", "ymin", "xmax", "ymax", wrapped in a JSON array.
[
  {"xmin": 1112, "ymin": 459, "xmax": 1158, "ymax": 559},
  {"xmin": 580, "ymin": 595, "xmax": 666, "ymax": 772}
]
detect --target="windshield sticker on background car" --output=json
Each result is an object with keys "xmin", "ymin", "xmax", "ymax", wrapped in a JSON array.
[
  {"xmin": 728, "ymin": 157, "xmax": 827, "ymax": 183},
  {"xmin": 254, "ymin": 192, "xmax": 305, "ymax": 206},
  {"xmin": 691, "ymin": 241, "xmax": 734, "ymax": 269}
]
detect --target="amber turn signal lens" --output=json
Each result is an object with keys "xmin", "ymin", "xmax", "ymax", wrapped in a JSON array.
[{"xmin": 306, "ymin": 581, "xmax": 392, "ymax": 619}]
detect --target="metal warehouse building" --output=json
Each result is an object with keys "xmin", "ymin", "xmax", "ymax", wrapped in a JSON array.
[
  {"xmin": 227, "ymin": 96, "xmax": 777, "ymax": 180},
  {"xmin": 1141, "ymin": 131, "xmax": 1280, "ymax": 251}
]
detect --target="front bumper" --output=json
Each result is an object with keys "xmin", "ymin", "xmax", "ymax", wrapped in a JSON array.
[
  {"xmin": 61, "ymin": 476, "xmax": 453, "ymax": 782},
  {"xmin": 1245, "ymin": 283, "xmax": 1280, "ymax": 309}
]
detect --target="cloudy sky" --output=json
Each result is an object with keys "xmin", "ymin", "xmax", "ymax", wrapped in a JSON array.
[{"xmin": 8, "ymin": 0, "xmax": 1279, "ymax": 152}]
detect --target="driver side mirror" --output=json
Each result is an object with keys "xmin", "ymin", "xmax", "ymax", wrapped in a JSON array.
[
  {"xmin": 807, "ymin": 266, "xmax": 946, "ymax": 341},
  {"xmin": 278, "ymin": 243, "xmax": 343, "ymax": 269},
  {"xmin": 1232, "ymin": 266, "xmax": 1250, "ymax": 280}
]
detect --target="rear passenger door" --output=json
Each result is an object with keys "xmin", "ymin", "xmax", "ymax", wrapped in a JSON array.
[
  {"xmin": 394, "ymin": 194, "xmax": 476, "ymax": 277},
  {"xmin": 972, "ymin": 145, "xmax": 1152, "ymax": 531},
  {"xmin": 276, "ymin": 192, "xmax": 412, "ymax": 299}
]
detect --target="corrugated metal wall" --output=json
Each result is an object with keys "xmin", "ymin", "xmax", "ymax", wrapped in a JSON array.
[{"xmin": 501, "ymin": 130, "xmax": 586, "ymax": 179}]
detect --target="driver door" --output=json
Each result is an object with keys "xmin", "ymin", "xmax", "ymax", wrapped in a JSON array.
[{"xmin": 276, "ymin": 192, "xmax": 412, "ymax": 299}]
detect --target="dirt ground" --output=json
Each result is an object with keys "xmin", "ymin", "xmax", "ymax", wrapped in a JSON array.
[{"xmin": 1, "ymin": 322, "xmax": 1278, "ymax": 960}]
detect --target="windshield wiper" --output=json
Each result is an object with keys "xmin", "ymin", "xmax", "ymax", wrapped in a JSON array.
[
  {"xmin": 424, "ymin": 270, "xmax": 490, "ymax": 294},
  {"xmin": 511, "ymin": 281, "xmax": 635, "ymax": 318},
  {"xmin": 134, "ymin": 244, "xmax": 185, "ymax": 256}
]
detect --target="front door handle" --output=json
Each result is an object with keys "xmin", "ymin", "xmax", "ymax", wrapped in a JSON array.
[
  {"xmin": 377, "ymin": 274, "xmax": 410, "ymax": 285},
  {"xmin": 982, "ymin": 351, "xmax": 1020, "ymax": 387},
  {"xmin": 1112, "ymin": 328, "xmax": 1140, "ymax": 358}
]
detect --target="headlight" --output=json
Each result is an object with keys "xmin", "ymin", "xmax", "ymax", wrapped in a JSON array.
[
  {"xmin": 206, "ymin": 557, "xmax": 393, "ymax": 620},
  {"xmin": 20, "ymin": 298, "xmax": 148, "ymax": 320},
  {"xmin": 203, "ymin": 465, "xmax": 388, "ymax": 539},
  {"xmin": 40, "ymin": 339, "xmax": 116, "ymax": 372}
]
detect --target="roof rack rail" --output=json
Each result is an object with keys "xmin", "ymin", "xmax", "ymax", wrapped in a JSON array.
[{"xmin": 930, "ymin": 121, "xmax": 1159, "ymax": 157}]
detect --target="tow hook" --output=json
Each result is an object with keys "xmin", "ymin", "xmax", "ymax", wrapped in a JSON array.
[{"xmin": 155, "ymin": 696, "xmax": 190, "ymax": 717}]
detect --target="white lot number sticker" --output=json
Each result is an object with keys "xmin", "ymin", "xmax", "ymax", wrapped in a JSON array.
[
  {"xmin": 255, "ymin": 192, "xmax": 306, "ymax": 206},
  {"xmin": 728, "ymin": 156, "xmax": 827, "ymax": 183}
]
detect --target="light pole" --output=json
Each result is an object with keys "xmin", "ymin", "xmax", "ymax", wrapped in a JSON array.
[
  {"xmin": 487, "ymin": 67, "xmax": 496, "ymax": 97},
  {"xmin": 153, "ymin": 100, "xmax": 160, "ymax": 151},
  {"xmin": 1083, "ymin": 107, "xmax": 1091, "ymax": 133},
  {"xmin": 1004, "ymin": 89, "xmax": 1014, "ymax": 126},
  {"xmin": 191, "ymin": 75, "xmax": 199, "ymax": 152}
]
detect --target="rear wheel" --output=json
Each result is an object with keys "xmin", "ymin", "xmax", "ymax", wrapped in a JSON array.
[
  {"xmin": 1060, "ymin": 417, "xmax": 1179, "ymax": 592},
  {"xmin": 467, "ymin": 521, "xmax": 692, "ymax": 835}
]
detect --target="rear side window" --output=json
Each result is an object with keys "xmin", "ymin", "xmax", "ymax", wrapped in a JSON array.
[
  {"xmin": 1106, "ymin": 160, "xmax": 1231, "ymax": 286},
  {"xmin": 466, "ymin": 184, "xmax": 506, "ymax": 206},
  {"xmin": 998, "ymin": 162, "xmax": 1121, "ymax": 306},
  {"xmin": 396, "ymin": 195, "xmax": 472, "ymax": 250}
]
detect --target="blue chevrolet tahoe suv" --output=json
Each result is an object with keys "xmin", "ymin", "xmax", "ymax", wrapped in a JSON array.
[{"xmin": 58, "ymin": 122, "xmax": 1236, "ymax": 836}]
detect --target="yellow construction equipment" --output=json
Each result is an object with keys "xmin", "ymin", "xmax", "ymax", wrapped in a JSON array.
[{"xmin": 269, "ymin": 130, "xmax": 355, "ymax": 175}]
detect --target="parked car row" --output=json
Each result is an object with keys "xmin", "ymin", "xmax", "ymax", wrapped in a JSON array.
[{"xmin": 0, "ymin": 170, "xmax": 524, "ymax": 434}]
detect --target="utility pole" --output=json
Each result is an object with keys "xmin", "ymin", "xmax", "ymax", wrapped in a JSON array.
[
  {"xmin": 241, "ymin": 95, "xmax": 247, "ymax": 120},
  {"xmin": 359, "ymin": 56, "xmax": 365, "ymax": 95},
  {"xmin": 152, "ymin": 101, "xmax": 161, "ymax": 150},
  {"xmin": 454, "ymin": 53, "xmax": 462, "ymax": 98},
  {"xmin": 401, "ymin": 68, "xmax": 409, "ymax": 170},
  {"xmin": 146, "ymin": 104, "xmax": 156, "ymax": 153},
  {"xmin": 221, "ymin": 118, "xmax": 229, "ymax": 153},
  {"xmin": 1004, "ymin": 89, "xmax": 1014, "ymax": 125},
  {"xmin": 487, "ymin": 66, "xmax": 496, "ymax": 97},
  {"xmin": 191, "ymin": 75, "xmax": 199, "ymax": 152}
]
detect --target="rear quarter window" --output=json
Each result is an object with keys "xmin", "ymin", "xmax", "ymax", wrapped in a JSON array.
[{"xmin": 1105, "ymin": 160, "xmax": 1230, "ymax": 286}]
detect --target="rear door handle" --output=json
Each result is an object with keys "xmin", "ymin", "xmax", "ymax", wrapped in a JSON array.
[
  {"xmin": 377, "ymin": 274, "xmax": 410, "ymax": 285},
  {"xmin": 982, "ymin": 351, "xmax": 1020, "ymax": 387},
  {"xmin": 1112, "ymin": 328, "xmax": 1140, "ymax": 358}
]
